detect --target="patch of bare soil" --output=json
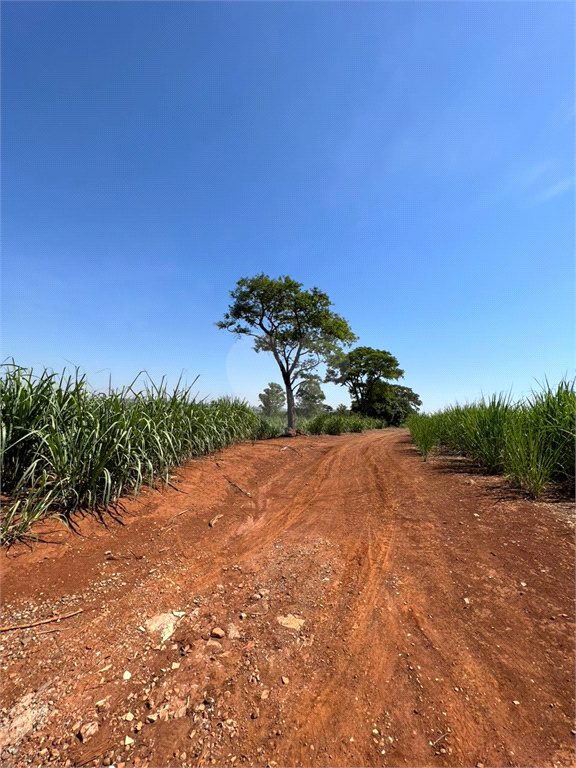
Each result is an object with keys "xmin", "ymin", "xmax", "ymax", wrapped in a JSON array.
[{"xmin": 1, "ymin": 430, "xmax": 574, "ymax": 768}]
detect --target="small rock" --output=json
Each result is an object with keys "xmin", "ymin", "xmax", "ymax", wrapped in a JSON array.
[
  {"xmin": 227, "ymin": 624, "xmax": 241, "ymax": 640},
  {"xmin": 251, "ymin": 708, "xmax": 260, "ymax": 719},
  {"xmin": 145, "ymin": 613, "xmax": 180, "ymax": 643},
  {"xmin": 277, "ymin": 615, "xmax": 304, "ymax": 631},
  {"xmin": 281, "ymin": 676, "xmax": 290, "ymax": 685},
  {"xmin": 239, "ymin": 613, "xmax": 247, "ymax": 620},
  {"xmin": 146, "ymin": 714, "xmax": 159, "ymax": 723},
  {"xmin": 124, "ymin": 713, "xmax": 134, "ymax": 722},
  {"xmin": 123, "ymin": 671, "xmax": 132, "ymax": 681},
  {"xmin": 79, "ymin": 722, "xmax": 99, "ymax": 742},
  {"xmin": 260, "ymin": 690, "xmax": 270, "ymax": 700},
  {"xmin": 463, "ymin": 597, "xmax": 470, "ymax": 605},
  {"xmin": 171, "ymin": 662, "xmax": 180, "ymax": 670},
  {"xmin": 211, "ymin": 627, "xmax": 226, "ymax": 639},
  {"xmin": 476, "ymin": 763, "xmax": 485, "ymax": 768},
  {"xmin": 124, "ymin": 735, "xmax": 134, "ymax": 746},
  {"xmin": 206, "ymin": 639, "xmax": 222, "ymax": 651},
  {"xmin": 512, "ymin": 700, "xmax": 520, "ymax": 706}
]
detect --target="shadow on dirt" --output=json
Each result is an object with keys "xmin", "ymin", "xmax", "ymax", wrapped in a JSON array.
[{"xmin": 400, "ymin": 436, "xmax": 573, "ymax": 504}]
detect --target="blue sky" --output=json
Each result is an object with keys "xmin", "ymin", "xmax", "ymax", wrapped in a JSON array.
[{"xmin": 2, "ymin": 1, "xmax": 574, "ymax": 411}]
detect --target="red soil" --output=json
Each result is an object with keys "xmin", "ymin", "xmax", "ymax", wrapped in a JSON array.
[{"xmin": 1, "ymin": 429, "xmax": 574, "ymax": 768}]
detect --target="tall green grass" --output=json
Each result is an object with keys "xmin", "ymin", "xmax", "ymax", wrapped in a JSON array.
[
  {"xmin": 306, "ymin": 411, "xmax": 385, "ymax": 435},
  {"xmin": 255, "ymin": 413, "xmax": 289, "ymax": 439},
  {"xmin": 405, "ymin": 414, "xmax": 438, "ymax": 461},
  {"xmin": 407, "ymin": 380, "xmax": 575, "ymax": 498},
  {"xmin": 1, "ymin": 364, "xmax": 262, "ymax": 543}
]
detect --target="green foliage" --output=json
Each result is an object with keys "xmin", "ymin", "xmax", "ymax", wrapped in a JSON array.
[
  {"xmin": 216, "ymin": 274, "xmax": 356, "ymax": 428},
  {"xmin": 458, "ymin": 394, "xmax": 513, "ymax": 474},
  {"xmin": 307, "ymin": 411, "xmax": 384, "ymax": 436},
  {"xmin": 353, "ymin": 381, "xmax": 421, "ymax": 425},
  {"xmin": 406, "ymin": 414, "xmax": 439, "ymax": 461},
  {"xmin": 504, "ymin": 408, "xmax": 562, "ymax": 498},
  {"xmin": 407, "ymin": 380, "xmax": 575, "ymax": 497},
  {"xmin": 295, "ymin": 375, "xmax": 326, "ymax": 418},
  {"xmin": 504, "ymin": 380, "xmax": 575, "ymax": 495},
  {"xmin": 325, "ymin": 346, "xmax": 403, "ymax": 414},
  {"xmin": 0, "ymin": 364, "xmax": 263, "ymax": 544},
  {"xmin": 256, "ymin": 413, "xmax": 289, "ymax": 439},
  {"xmin": 258, "ymin": 382, "xmax": 286, "ymax": 417},
  {"xmin": 526, "ymin": 379, "xmax": 575, "ymax": 485}
]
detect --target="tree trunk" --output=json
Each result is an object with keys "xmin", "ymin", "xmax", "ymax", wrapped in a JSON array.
[{"xmin": 283, "ymin": 378, "xmax": 296, "ymax": 431}]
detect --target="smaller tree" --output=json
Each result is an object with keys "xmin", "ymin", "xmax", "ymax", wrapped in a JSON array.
[
  {"xmin": 295, "ymin": 375, "xmax": 326, "ymax": 418},
  {"xmin": 258, "ymin": 382, "xmax": 286, "ymax": 417},
  {"xmin": 354, "ymin": 381, "xmax": 421, "ymax": 425},
  {"xmin": 325, "ymin": 346, "xmax": 403, "ymax": 413}
]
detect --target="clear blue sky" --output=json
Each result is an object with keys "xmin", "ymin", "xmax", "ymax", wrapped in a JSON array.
[{"xmin": 2, "ymin": 1, "xmax": 574, "ymax": 411}]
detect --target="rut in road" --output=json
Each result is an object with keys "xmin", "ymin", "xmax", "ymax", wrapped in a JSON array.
[{"xmin": 1, "ymin": 430, "xmax": 574, "ymax": 768}]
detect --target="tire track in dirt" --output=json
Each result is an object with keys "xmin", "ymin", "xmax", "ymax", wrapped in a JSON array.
[{"xmin": 1, "ymin": 430, "xmax": 574, "ymax": 768}]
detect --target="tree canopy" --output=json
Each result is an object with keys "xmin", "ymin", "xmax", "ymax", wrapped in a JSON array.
[
  {"xmin": 353, "ymin": 381, "xmax": 421, "ymax": 425},
  {"xmin": 217, "ymin": 274, "xmax": 356, "ymax": 430},
  {"xmin": 295, "ymin": 375, "xmax": 326, "ymax": 418},
  {"xmin": 325, "ymin": 346, "xmax": 403, "ymax": 414},
  {"xmin": 258, "ymin": 382, "xmax": 286, "ymax": 417}
]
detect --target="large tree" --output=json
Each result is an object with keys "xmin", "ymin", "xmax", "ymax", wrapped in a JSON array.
[
  {"xmin": 217, "ymin": 274, "xmax": 356, "ymax": 431},
  {"xmin": 258, "ymin": 382, "xmax": 286, "ymax": 417},
  {"xmin": 325, "ymin": 346, "xmax": 403, "ymax": 414}
]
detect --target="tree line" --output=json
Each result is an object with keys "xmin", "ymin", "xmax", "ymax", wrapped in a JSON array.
[{"xmin": 217, "ymin": 273, "xmax": 420, "ymax": 432}]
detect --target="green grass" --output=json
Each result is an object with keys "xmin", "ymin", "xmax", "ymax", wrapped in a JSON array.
[
  {"xmin": 407, "ymin": 380, "xmax": 575, "ymax": 498},
  {"xmin": 306, "ymin": 411, "xmax": 385, "ymax": 435},
  {"xmin": 1, "ymin": 364, "xmax": 262, "ymax": 544},
  {"xmin": 255, "ymin": 413, "xmax": 289, "ymax": 439},
  {"xmin": 405, "ymin": 414, "xmax": 439, "ymax": 461}
]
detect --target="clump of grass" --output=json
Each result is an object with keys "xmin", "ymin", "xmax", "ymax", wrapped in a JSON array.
[
  {"xmin": 255, "ymin": 414, "xmax": 288, "ymax": 439},
  {"xmin": 458, "ymin": 394, "xmax": 513, "ymax": 474},
  {"xmin": 407, "ymin": 380, "xmax": 575, "ymax": 497},
  {"xmin": 504, "ymin": 408, "xmax": 562, "ymax": 498},
  {"xmin": 504, "ymin": 380, "xmax": 575, "ymax": 496},
  {"xmin": 406, "ymin": 414, "xmax": 439, "ymax": 461}
]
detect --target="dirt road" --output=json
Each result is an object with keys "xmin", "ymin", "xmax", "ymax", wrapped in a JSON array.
[{"xmin": 1, "ymin": 429, "xmax": 574, "ymax": 768}]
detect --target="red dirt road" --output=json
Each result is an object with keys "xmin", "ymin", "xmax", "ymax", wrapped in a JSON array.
[{"xmin": 1, "ymin": 429, "xmax": 574, "ymax": 768}]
